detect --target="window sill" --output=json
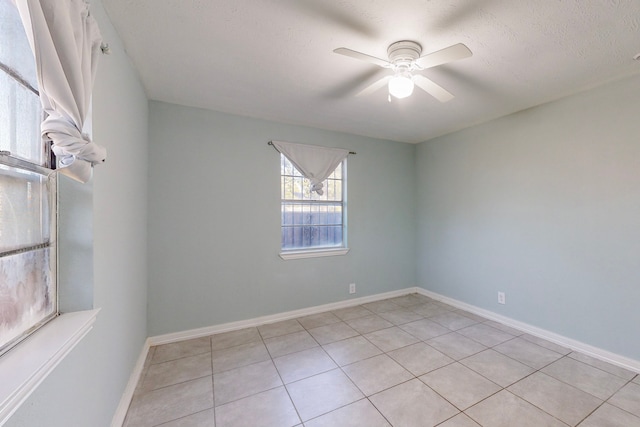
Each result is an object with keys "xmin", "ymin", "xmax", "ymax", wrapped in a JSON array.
[
  {"xmin": 279, "ymin": 248, "xmax": 350, "ymax": 260},
  {"xmin": 0, "ymin": 309, "xmax": 100, "ymax": 424}
]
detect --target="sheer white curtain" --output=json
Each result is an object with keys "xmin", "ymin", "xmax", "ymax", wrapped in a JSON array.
[
  {"xmin": 15, "ymin": 0, "xmax": 106, "ymax": 183},
  {"xmin": 271, "ymin": 140, "xmax": 349, "ymax": 195}
]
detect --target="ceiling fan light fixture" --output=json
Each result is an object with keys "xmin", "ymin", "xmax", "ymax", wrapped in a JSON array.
[{"xmin": 389, "ymin": 71, "xmax": 414, "ymax": 99}]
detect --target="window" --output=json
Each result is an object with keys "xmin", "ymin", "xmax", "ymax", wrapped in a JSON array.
[
  {"xmin": 280, "ymin": 154, "xmax": 346, "ymax": 255},
  {"xmin": 0, "ymin": 0, "xmax": 57, "ymax": 357}
]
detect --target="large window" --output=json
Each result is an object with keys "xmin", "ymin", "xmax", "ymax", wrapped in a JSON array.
[
  {"xmin": 280, "ymin": 154, "xmax": 346, "ymax": 251},
  {"xmin": 0, "ymin": 0, "xmax": 57, "ymax": 356}
]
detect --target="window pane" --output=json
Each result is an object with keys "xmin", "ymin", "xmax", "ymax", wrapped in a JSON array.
[
  {"xmin": 0, "ymin": 247, "xmax": 56, "ymax": 355},
  {"xmin": 0, "ymin": 71, "xmax": 44, "ymax": 165},
  {"xmin": 0, "ymin": 164, "xmax": 51, "ymax": 253},
  {"xmin": 280, "ymin": 155, "xmax": 345, "ymax": 250},
  {"xmin": 0, "ymin": 0, "xmax": 39, "ymax": 89}
]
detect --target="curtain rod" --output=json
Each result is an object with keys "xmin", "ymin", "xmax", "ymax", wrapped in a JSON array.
[{"xmin": 267, "ymin": 141, "xmax": 356, "ymax": 155}]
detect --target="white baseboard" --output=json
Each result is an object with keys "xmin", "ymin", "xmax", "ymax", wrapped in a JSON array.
[
  {"xmin": 416, "ymin": 288, "xmax": 640, "ymax": 374},
  {"xmin": 111, "ymin": 338, "xmax": 151, "ymax": 427},
  {"xmin": 149, "ymin": 287, "xmax": 418, "ymax": 346}
]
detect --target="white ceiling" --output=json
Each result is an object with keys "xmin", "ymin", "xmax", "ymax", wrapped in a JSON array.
[{"xmin": 102, "ymin": 0, "xmax": 640, "ymax": 144}]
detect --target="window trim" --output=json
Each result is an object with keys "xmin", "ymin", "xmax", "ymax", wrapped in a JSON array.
[
  {"xmin": 279, "ymin": 247, "xmax": 350, "ymax": 260},
  {"xmin": 0, "ymin": 309, "xmax": 99, "ymax": 424}
]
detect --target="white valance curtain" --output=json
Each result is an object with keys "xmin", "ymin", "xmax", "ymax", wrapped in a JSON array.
[
  {"xmin": 15, "ymin": 0, "xmax": 106, "ymax": 183},
  {"xmin": 271, "ymin": 140, "xmax": 349, "ymax": 195}
]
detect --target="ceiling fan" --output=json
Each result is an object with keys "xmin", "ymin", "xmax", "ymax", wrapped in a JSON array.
[{"xmin": 334, "ymin": 40, "xmax": 472, "ymax": 102}]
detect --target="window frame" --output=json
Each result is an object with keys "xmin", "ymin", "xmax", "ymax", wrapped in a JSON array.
[
  {"xmin": 0, "ymin": 2, "xmax": 99, "ymax": 422},
  {"xmin": 0, "ymin": 0, "xmax": 59, "ymax": 357},
  {"xmin": 279, "ymin": 154, "xmax": 349, "ymax": 260}
]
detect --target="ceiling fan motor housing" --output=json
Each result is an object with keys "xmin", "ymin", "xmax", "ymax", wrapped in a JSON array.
[{"xmin": 387, "ymin": 40, "xmax": 422, "ymax": 68}]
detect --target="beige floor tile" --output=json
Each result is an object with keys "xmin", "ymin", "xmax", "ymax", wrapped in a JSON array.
[
  {"xmin": 493, "ymin": 337, "xmax": 563, "ymax": 369},
  {"xmin": 141, "ymin": 353, "xmax": 213, "ymax": 392},
  {"xmin": 519, "ymin": 334, "xmax": 571, "ymax": 355},
  {"xmin": 567, "ymin": 352, "xmax": 637, "ymax": 380},
  {"xmin": 427, "ymin": 332, "xmax": 487, "ymax": 361},
  {"xmin": 508, "ymin": 372, "xmax": 602, "ymax": 425},
  {"xmin": 453, "ymin": 310, "xmax": 488, "ymax": 323},
  {"xmin": 608, "ymin": 382, "xmax": 640, "ymax": 418},
  {"xmin": 211, "ymin": 340, "xmax": 271, "ymax": 374},
  {"xmin": 365, "ymin": 326, "xmax": 420, "ymax": 352},
  {"xmin": 152, "ymin": 337, "xmax": 211, "ymax": 364},
  {"xmin": 257, "ymin": 319, "xmax": 304, "ymax": 339},
  {"xmin": 578, "ymin": 403, "xmax": 640, "ymax": 427},
  {"xmin": 303, "ymin": 398, "xmax": 390, "ymax": 427},
  {"xmin": 264, "ymin": 330, "xmax": 318, "ymax": 358},
  {"xmin": 437, "ymin": 413, "xmax": 482, "ymax": 427},
  {"xmin": 307, "ymin": 322, "xmax": 359, "ymax": 345},
  {"xmin": 409, "ymin": 302, "xmax": 451, "ymax": 317},
  {"xmin": 210, "ymin": 327, "xmax": 261, "ymax": 351},
  {"xmin": 370, "ymin": 378, "xmax": 459, "ymax": 427},
  {"xmin": 432, "ymin": 302, "xmax": 457, "ymax": 311},
  {"xmin": 429, "ymin": 312, "xmax": 478, "ymax": 331},
  {"xmin": 420, "ymin": 363, "xmax": 501, "ymax": 410},
  {"xmin": 273, "ymin": 346, "xmax": 337, "ymax": 384},
  {"xmin": 345, "ymin": 314, "xmax": 394, "ymax": 334},
  {"xmin": 456, "ymin": 324, "xmax": 515, "ymax": 347},
  {"xmin": 286, "ymin": 369, "xmax": 364, "ymax": 421},
  {"xmin": 414, "ymin": 294, "xmax": 436, "ymax": 303},
  {"xmin": 542, "ymin": 357, "xmax": 628, "ymax": 400},
  {"xmin": 297, "ymin": 312, "xmax": 341, "ymax": 329},
  {"xmin": 460, "ymin": 349, "xmax": 534, "ymax": 387},
  {"xmin": 124, "ymin": 296, "xmax": 640, "ymax": 427},
  {"xmin": 482, "ymin": 320, "xmax": 523, "ymax": 336},
  {"xmin": 378, "ymin": 308, "xmax": 424, "ymax": 325},
  {"xmin": 466, "ymin": 390, "xmax": 566, "ymax": 427},
  {"xmin": 399, "ymin": 318, "xmax": 450, "ymax": 341},
  {"xmin": 342, "ymin": 354, "xmax": 413, "ymax": 396},
  {"xmin": 157, "ymin": 408, "xmax": 215, "ymax": 426},
  {"xmin": 145, "ymin": 346, "xmax": 157, "ymax": 366},
  {"xmin": 213, "ymin": 360, "xmax": 282, "ymax": 406},
  {"xmin": 362, "ymin": 299, "xmax": 402, "ymax": 313},
  {"xmin": 387, "ymin": 294, "xmax": 424, "ymax": 308},
  {"xmin": 322, "ymin": 335, "xmax": 382, "ymax": 366},
  {"xmin": 125, "ymin": 377, "xmax": 214, "ymax": 427},
  {"xmin": 215, "ymin": 386, "xmax": 300, "ymax": 427},
  {"xmin": 388, "ymin": 342, "xmax": 453, "ymax": 376},
  {"xmin": 332, "ymin": 305, "xmax": 374, "ymax": 321}
]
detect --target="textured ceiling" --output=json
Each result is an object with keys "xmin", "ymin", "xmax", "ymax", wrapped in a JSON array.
[{"xmin": 102, "ymin": 0, "xmax": 640, "ymax": 143}]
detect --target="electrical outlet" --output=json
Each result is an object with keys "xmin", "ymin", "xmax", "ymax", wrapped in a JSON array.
[
  {"xmin": 497, "ymin": 292, "xmax": 506, "ymax": 305},
  {"xmin": 349, "ymin": 283, "xmax": 356, "ymax": 294}
]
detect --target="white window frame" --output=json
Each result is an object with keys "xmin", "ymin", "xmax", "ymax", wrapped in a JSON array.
[
  {"xmin": 0, "ymin": 0, "xmax": 57, "ymax": 358},
  {"xmin": 279, "ymin": 155, "xmax": 349, "ymax": 260},
  {"xmin": 0, "ymin": 2, "xmax": 99, "ymax": 422}
]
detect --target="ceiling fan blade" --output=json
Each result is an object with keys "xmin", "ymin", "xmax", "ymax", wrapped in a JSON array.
[
  {"xmin": 356, "ymin": 76, "xmax": 391, "ymax": 96},
  {"xmin": 415, "ymin": 43, "xmax": 472, "ymax": 69},
  {"xmin": 334, "ymin": 48, "xmax": 391, "ymax": 68},
  {"xmin": 413, "ymin": 75, "xmax": 454, "ymax": 102}
]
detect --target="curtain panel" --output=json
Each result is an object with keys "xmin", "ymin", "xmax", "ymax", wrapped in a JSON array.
[
  {"xmin": 271, "ymin": 140, "xmax": 349, "ymax": 195},
  {"xmin": 15, "ymin": 0, "xmax": 106, "ymax": 183}
]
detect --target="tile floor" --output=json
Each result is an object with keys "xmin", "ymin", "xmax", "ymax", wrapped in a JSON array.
[{"xmin": 123, "ymin": 293, "xmax": 640, "ymax": 427}]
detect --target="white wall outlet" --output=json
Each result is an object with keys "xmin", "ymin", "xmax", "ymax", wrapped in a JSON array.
[
  {"xmin": 497, "ymin": 291, "xmax": 506, "ymax": 305},
  {"xmin": 349, "ymin": 283, "xmax": 356, "ymax": 294}
]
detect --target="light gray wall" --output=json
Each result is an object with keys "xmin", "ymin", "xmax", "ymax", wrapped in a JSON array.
[
  {"xmin": 416, "ymin": 74, "xmax": 640, "ymax": 360},
  {"xmin": 6, "ymin": 1, "xmax": 149, "ymax": 425},
  {"xmin": 148, "ymin": 101, "xmax": 416, "ymax": 336}
]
